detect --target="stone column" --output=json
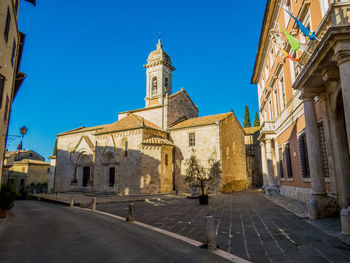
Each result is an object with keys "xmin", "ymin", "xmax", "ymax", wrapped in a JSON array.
[
  {"xmin": 318, "ymin": 93, "xmax": 337, "ymax": 196},
  {"xmin": 303, "ymin": 95, "xmax": 326, "ymax": 195},
  {"xmin": 260, "ymin": 141, "xmax": 268, "ymax": 189},
  {"xmin": 334, "ymin": 42, "xmax": 350, "ymax": 153},
  {"xmin": 302, "ymin": 94, "xmax": 335, "ymax": 218},
  {"xmin": 265, "ymin": 139, "xmax": 275, "ymax": 187}
]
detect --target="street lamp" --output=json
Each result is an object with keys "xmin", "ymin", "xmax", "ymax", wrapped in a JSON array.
[{"xmin": 20, "ymin": 126, "xmax": 28, "ymax": 136}]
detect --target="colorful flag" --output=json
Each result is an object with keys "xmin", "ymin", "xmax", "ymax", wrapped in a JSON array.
[
  {"xmin": 275, "ymin": 44, "xmax": 300, "ymax": 62},
  {"xmin": 285, "ymin": 9, "xmax": 317, "ymax": 40},
  {"xmin": 17, "ymin": 141, "xmax": 22, "ymax": 151},
  {"xmin": 279, "ymin": 25, "xmax": 300, "ymax": 52}
]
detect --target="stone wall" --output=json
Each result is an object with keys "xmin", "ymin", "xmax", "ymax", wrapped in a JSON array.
[
  {"xmin": 168, "ymin": 90, "xmax": 198, "ymax": 127},
  {"xmin": 118, "ymin": 106, "xmax": 164, "ymax": 128},
  {"xmin": 219, "ymin": 114, "xmax": 248, "ymax": 192},
  {"xmin": 280, "ymin": 185, "xmax": 312, "ymax": 204},
  {"xmin": 170, "ymin": 124, "xmax": 220, "ymax": 192}
]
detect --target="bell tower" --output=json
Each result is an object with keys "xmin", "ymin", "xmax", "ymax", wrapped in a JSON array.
[{"xmin": 143, "ymin": 38, "xmax": 175, "ymax": 108}]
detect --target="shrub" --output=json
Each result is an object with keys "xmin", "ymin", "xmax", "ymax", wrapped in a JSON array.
[{"xmin": 0, "ymin": 183, "xmax": 18, "ymax": 210}]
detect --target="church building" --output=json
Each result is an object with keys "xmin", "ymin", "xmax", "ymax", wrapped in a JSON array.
[{"xmin": 54, "ymin": 39, "xmax": 247, "ymax": 194}]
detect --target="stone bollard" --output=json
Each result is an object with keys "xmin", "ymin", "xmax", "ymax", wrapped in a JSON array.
[
  {"xmin": 56, "ymin": 192, "xmax": 59, "ymax": 200},
  {"xmin": 126, "ymin": 203, "xmax": 134, "ymax": 222},
  {"xmin": 91, "ymin": 197, "xmax": 96, "ymax": 212},
  {"xmin": 205, "ymin": 215, "xmax": 217, "ymax": 250},
  {"xmin": 70, "ymin": 196, "xmax": 74, "ymax": 207}
]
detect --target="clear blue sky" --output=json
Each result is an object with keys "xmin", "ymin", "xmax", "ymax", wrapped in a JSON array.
[{"xmin": 7, "ymin": 0, "xmax": 267, "ymax": 160}]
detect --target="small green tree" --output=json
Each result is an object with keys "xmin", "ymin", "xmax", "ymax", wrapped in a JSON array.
[
  {"xmin": 253, "ymin": 112, "xmax": 260, "ymax": 127},
  {"xmin": 243, "ymin": 105, "xmax": 251, "ymax": 128},
  {"xmin": 184, "ymin": 150, "xmax": 221, "ymax": 196}
]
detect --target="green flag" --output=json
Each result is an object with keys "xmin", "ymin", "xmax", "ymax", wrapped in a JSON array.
[{"xmin": 279, "ymin": 25, "xmax": 300, "ymax": 52}]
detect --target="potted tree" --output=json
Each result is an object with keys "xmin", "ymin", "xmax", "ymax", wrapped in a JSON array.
[
  {"xmin": 0, "ymin": 183, "xmax": 17, "ymax": 218},
  {"xmin": 184, "ymin": 151, "xmax": 221, "ymax": 205}
]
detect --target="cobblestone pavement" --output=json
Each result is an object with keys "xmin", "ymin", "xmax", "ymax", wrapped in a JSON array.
[
  {"xmin": 267, "ymin": 193, "xmax": 350, "ymax": 246},
  {"xmin": 98, "ymin": 190, "xmax": 350, "ymax": 263}
]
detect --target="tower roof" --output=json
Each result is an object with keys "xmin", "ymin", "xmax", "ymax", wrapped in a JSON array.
[{"xmin": 144, "ymin": 38, "xmax": 175, "ymax": 71}]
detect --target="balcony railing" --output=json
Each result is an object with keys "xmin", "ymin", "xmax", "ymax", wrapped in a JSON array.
[{"xmin": 299, "ymin": 1, "xmax": 350, "ymax": 65}]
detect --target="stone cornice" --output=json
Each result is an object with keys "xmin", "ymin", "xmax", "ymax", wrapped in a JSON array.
[{"xmin": 251, "ymin": 0, "xmax": 279, "ymax": 84}]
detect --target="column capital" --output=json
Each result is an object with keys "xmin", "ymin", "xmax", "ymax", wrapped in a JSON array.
[
  {"xmin": 259, "ymin": 141, "xmax": 266, "ymax": 147},
  {"xmin": 333, "ymin": 41, "xmax": 350, "ymax": 66},
  {"xmin": 321, "ymin": 66, "xmax": 340, "ymax": 82}
]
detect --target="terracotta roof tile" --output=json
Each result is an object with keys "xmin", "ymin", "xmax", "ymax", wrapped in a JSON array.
[
  {"xmin": 169, "ymin": 112, "xmax": 232, "ymax": 130},
  {"xmin": 96, "ymin": 114, "xmax": 165, "ymax": 134},
  {"xmin": 243, "ymin": 126, "xmax": 260, "ymax": 135},
  {"xmin": 58, "ymin": 125, "xmax": 107, "ymax": 136},
  {"xmin": 142, "ymin": 137, "xmax": 174, "ymax": 146}
]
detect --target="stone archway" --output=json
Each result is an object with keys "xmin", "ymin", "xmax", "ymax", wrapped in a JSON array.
[
  {"xmin": 102, "ymin": 151, "xmax": 118, "ymax": 192},
  {"xmin": 73, "ymin": 150, "xmax": 93, "ymax": 187}
]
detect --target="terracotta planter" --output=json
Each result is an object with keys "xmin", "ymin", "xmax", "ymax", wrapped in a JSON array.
[
  {"xmin": 0, "ymin": 209, "xmax": 7, "ymax": 218},
  {"xmin": 199, "ymin": 195, "xmax": 209, "ymax": 205}
]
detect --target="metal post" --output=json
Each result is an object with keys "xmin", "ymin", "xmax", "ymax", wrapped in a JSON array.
[
  {"xmin": 205, "ymin": 215, "xmax": 216, "ymax": 250},
  {"xmin": 127, "ymin": 203, "xmax": 134, "ymax": 222}
]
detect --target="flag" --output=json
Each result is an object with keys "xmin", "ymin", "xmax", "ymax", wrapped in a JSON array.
[
  {"xmin": 17, "ymin": 141, "xmax": 22, "ymax": 151},
  {"xmin": 279, "ymin": 25, "xmax": 300, "ymax": 52},
  {"xmin": 285, "ymin": 9, "xmax": 317, "ymax": 40},
  {"xmin": 24, "ymin": 0, "xmax": 36, "ymax": 6},
  {"xmin": 276, "ymin": 45, "xmax": 300, "ymax": 62}
]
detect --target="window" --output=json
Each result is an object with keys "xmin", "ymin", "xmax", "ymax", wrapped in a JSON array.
[
  {"xmin": 11, "ymin": 39, "xmax": 16, "ymax": 67},
  {"xmin": 265, "ymin": 64, "xmax": 269, "ymax": 81},
  {"xmin": 273, "ymin": 85, "xmax": 279, "ymax": 119},
  {"xmin": 165, "ymin": 154, "xmax": 168, "ymax": 166},
  {"xmin": 8, "ymin": 179, "xmax": 14, "ymax": 185},
  {"xmin": 189, "ymin": 133, "xmax": 195, "ymax": 147},
  {"xmin": 4, "ymin": 7, "xmax": 11, "ymax": 44},
  {"xmin": 124, "ymin": 141, "xmax": 128, "ymax": 156},
  {"xmin": 0, "ymin": 75, "xmax": 5, "ymax": 109},
  {"xmin": 165, "ymin": 77, "xmax": 168, "ymax": 89},
  {"xmin": 269, "ymin": 48, "xmax": 274, "ymax": 68},
  {"xmin": 20, "ymin": 178, "xmax": 24, "ymax": 186},
  {"xmin": 3, "ymin": 95, "xmax": 9, "ymax": 122},
  {"xmin": 298, "ymin": 132, "xmax": 310, "ymax": 178},
  {"xmin": 151, "ymin": 77, "xmax": 158, "ymax": 96},
  {"xmin": 278, "ymin": 72, "xmax": 286, "ymax": 109},
  {"xmin": 284, "ymin": 0, "xmax": 292, "ymax": 27},
  {"xmin": 268, "ymin": 98, "xmax": 273, "ymax": 121},
  {"xmin": 318, "ymin": 122, "xmax": 329, "ymax": 177},
  {"xmin": 47, "ymin": 168, "xmax": 50, "ymax": 173},
  {"xmin": 278, "ymin": 146, "xmax": 284, "ymax": 178},
  {"xmin": 285, "ymin": 142, "xmax": 293, "ymax": 178}
]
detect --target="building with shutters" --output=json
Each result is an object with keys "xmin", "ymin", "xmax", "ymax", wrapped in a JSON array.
[
  {"xmin": 54, "ymin": 39, "xmax": 248, "ymax": 195},
  {"xmin": 0, "ymin": 0, "xmax": 34, "ymax": 188},
  {"xmin": 252, "ymin": 0, "xmax": 350, "ymax": 234}
]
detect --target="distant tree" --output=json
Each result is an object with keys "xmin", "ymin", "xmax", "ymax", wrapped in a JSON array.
[
  {"xmin": 243, "ymin": 105, "xmax": 251, "ymax": 128},
  {"xmin": 253, "ymin": 112, "xmax": 260, "ymax": 127}
]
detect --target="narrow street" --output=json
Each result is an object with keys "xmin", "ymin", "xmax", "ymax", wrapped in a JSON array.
[{"xmin": 0, "ymin": 200, "xmax": 229, "ymax": 263}]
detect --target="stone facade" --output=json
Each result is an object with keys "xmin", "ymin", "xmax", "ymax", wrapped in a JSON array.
[
  {"xmin": 54, "ymin": 39, "xmax": 248, "ymax": 195},
  {"xmin": 252, "ymin": 0, "xmax": 350, "ymax": 234},
  {"xmin": 0, "ymin": 0, "xmax": 29, "ymax": 188}
]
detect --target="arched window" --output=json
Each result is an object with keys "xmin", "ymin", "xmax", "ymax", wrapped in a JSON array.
[
  {"xmin": 165, "ymin": 77, "xmax": 168, "ymax": 89},
  {"xmin": 165, "ymin": 154, "xmax": 168, "ymax": 166},
  {"xmin": 151, "ymin": 77, "xmax": 158, "ymax": 96},
  {"xmin": 124, "ymin": 141, "xmax": 128, "ymax": 157}
]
